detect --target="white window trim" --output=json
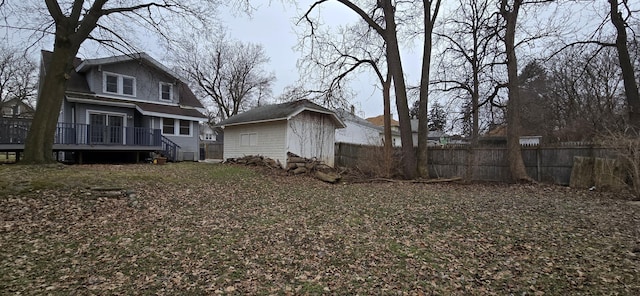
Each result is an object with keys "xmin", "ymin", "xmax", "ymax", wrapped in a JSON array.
[
  {"xmin": 240, "ymin": 132, "xmax": 257, "ymax": 147},
  {"xmin": 178, "ymin": 119, "xmax": 192, "ymax": 137},
  {"xmin": 161, "ymin": 118, "xmax": 193, "ymax": 137},
  {"xmin": 103, "ymin": 71, "xmax": 136, "ymax": 97},
  {"xmin": 85, "ymin": 110, "xmax": 128, "ymax": 127},
  {"xmin": 86, "ymin": 109, "xmax": 129, "ymax": 144},
  {"xmin": 162, "ymin": 117, "xmax": 176, "ymax": 135},
  {"xmin": 159, "ymin": 82, "xmax": 174, "ymax": 102}
]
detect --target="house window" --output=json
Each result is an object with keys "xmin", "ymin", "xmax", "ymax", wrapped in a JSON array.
[
  {"xmin": 122, "ymin": 77, "xmax": 135, "ymax": 95},
  {"xmin": 159, "ymin": 82, "xmax": 173, "ymax": 101},
  {"xmin": 162, "ymin": 118, "xmax": 175, "ymax": 135},
  {"xmin": 104, "ymin": 72, "xmax": 136, "ymax": 96},
  {"xmin": 105, "ymin": 75, "xmax": 118, "ymax": 93},
  {"xmin": 162, "ymin": 118, "xmax": 192, "ymax": 136},
  {"xmin": 11, "ymin": 105, "xmax": 19, "ymax": 116},
  {"xmin": 204, "ymin": 133, "xmax": 214, "ymax": 140},
  {"xmin": 240, "ymin": 133, "xmax": 257, "ymax": 146},
  {"xmin": 179, "ymin": 120, "xmax": 190, "ymax": 135}
]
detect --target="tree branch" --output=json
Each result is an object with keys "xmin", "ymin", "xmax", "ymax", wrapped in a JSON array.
[
  {"xmin": 44, "ymin": 0, "xmax": 64, "ymax": 24},
  {"xmin": 101, "ymin": 2, "xmax": 172, "ymax": 16}
]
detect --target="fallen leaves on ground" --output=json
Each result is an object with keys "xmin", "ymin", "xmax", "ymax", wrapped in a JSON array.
[{"xmin": 0, "ymin": 163, "xmax": 639, "ymax": 294}]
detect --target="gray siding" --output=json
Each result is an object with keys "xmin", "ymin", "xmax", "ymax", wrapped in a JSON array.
[
  {"xmin": 85, "ymin": 61, "xmax": 179, "ymax": 104},
  {"xmin": 149, "ymin": 117, "xmax": 200, "ymax": 161},
  {"xmin": 55, "ymin": 58, "xmax": 204, "ymax": 162},
  {"xmin": 164, "ymin": 123, "xmax": 200, "ymax": 161},
  {"xmin": 74, "ymin": 103, "xmax": 135, "ymax": 127}
]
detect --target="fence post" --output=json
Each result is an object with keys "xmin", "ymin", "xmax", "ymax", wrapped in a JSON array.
[{"xmin": 536, "ymin": 146, "xmax": 541, "ymax": 181}]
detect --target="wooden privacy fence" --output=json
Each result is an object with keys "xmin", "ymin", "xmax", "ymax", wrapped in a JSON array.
[
  {"xmin": 200, "ymin": 142, "xmax": 223, "ymax": 160},
  {"xmin": 335, "ymin": 142, "xmax": 617, "ymax": 185}
]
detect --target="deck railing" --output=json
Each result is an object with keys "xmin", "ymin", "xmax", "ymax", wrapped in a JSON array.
[
  {"xmin": 0, "ymin": 118, "xmax": 162, "ymax": 147},
  {"xmin": 0, "ymin": 118, "xmax": 30, "ymax": 144},
  {"xmin": 160, "ymin": 135, "xmax": 180, "ymax": 161}
]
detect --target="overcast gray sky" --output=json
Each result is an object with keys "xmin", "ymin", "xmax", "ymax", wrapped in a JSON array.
[
  {"xmin": 216, "ymin": 1, "xmax": 630, "ymax": 121},
  {"xmin": 3, "ymin": 1, "xmax": 630, "ymax": 121},
  {"xmin": 219, "ymin": 1, "xmax": 422, "ymax": 119}
]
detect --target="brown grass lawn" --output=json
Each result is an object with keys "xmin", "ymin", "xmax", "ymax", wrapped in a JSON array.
[{"xmin": 1, "ymin": 163, "xmax": 639, "ymax": 295}]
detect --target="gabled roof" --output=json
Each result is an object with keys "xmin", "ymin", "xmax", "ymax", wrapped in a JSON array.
[
  {"xmin": 334, "ymin": 108, "xmax": 382, "ymax": 131},
  {"xmin": 216, "ymin": 99, "xmax": 345, "ymax": 128},
  {"xmin": 40, "ymin": 50, "xmax": 204, "ymax": 110},
  {"xmin": 41, "ymin": 50, "xmax": 91, "ymax": 93},
  {"xmin": 75, "ymin": 52, "xmax": 188, "ymax": 84}
]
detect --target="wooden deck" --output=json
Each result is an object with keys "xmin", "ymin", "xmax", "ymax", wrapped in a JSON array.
[{"xmin": 0, "ymin": 118, "xmax": 180, "ymax": 162}]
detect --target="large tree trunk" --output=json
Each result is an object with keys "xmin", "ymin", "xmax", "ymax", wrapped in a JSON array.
[
  {"xmin": 472, "ymin": 50, "xmax": 480, "ymax": 145},
  {"xmin": 382, "ymin": 0, "xmax": 416, "ymax": 179},
  {"xmin": 501, "ymin": 0, "xmax": 530, "ymax": 182},
  {"xmin": 383, "ymin": 71, "xmax": 393, "ymax": 177},
  {"xmin": 609, "ymin": 0, "xmax": 640, "ymax": 131},
  {"xmin": 22, "ymin": 0, "xmax": 108, "ymax": 164},
  {"xmin": 417, "ymin": 0, "xmax": 441, "ymax": 178},
  {"xmin": 22, "ymin": 37, "xmax": 79, "ymax": 163},
  {"xmin": 417, "ymin": 1, "xmax": 431, "ymax": 178}
]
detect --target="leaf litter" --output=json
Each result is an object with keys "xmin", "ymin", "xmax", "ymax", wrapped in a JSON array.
[{"xmin": 0, "ymin": 163, "xmax": 638, "ymax": 294}]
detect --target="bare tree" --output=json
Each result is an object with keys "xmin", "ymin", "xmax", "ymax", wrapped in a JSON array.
[
  {"xmin": 296, "ymin": 18, "xmax": 395, "ymax": 176},
  {"xmin": 415, "ymin": 0, "xmax": 442, "ymax": 178},
  {"xmin": 301, "ymin": 0, "xmax": 418, "ymax": 178},
  {"xmin": 434, "ymin": 0, "xmax": 504, "ymax": 143},
  {"xmin": 545, "ymin": 48, "xmax": 627, "ymax": 141},
  {"xmin": 608, "ymin": 0, "xmax": 640, "ymax": 131},
  {"xmin": 296, "ymin": 21, "xmax": 378, "ymax": 108},
  {"xmin": 2, "ymin": 0, "xmax": 226, "ymax": 164},
  {"xmin": 550, "ymin": 1, "xmax": 640, "ymax": 132},
  {"xmin": 172, "ymin": 34, "xmax": 275, "ymax": 122},
  {"xmin": 0, "ymin": 46, "xmax": 37, "ymax": 109},
  {"xmin": 499, "ymin": 0, "xmax": 532, "ymax": 182}
]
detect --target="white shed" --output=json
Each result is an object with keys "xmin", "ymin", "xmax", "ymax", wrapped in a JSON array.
[{"xmin": 216, "ymin": 100, "xmax": 346, "ymax": 167}]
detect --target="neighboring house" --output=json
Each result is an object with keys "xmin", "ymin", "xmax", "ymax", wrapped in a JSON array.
[
  {"xmin": 200, "ymin": 123, "xmax": 223, "ymax": 143},
  {"xmin": 410, "ymin": 119, "xmax": 451, "ymax": 146},
  {"xmin": 365, "ymin": 114, "xmax": 402, "ymax": 147},
  {"xmin": 334, "ymin": 108, "xmax": 383, "ymax": 146},
  {"xmin": 1, "ymin": 98, "xmax": 34, "ymax": 119},
  {"xmin": 519, "ymin": 135, "xmax": 542, "ymax": 146},
  {"xmin": 199, "ymin": 123, "xmax": 224, "ymax": 160},
  {"xmin": 32, "ymin": 50, "xmax": 206, "ymax": 162},
  {"xmin": 362, "ymin": 116, "xmax": 453, "ymax": 147},
  {"xmin": 216, "ymin": 99, "xmax": 345, "ymax": 167},
  {"xmin": 481, "ymin": 124, "xmax": 542, "ymax": 146}
]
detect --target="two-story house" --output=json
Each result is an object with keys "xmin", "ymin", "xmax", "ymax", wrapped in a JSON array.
[
  {"xmin": 38, "ymin": 50, "xmax": 206, "ymax": 163},
  {"xmin": 1, "ymin": 98, "xmax": 35, "ymax": 119}
]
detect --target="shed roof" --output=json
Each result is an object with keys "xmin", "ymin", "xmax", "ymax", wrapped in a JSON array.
[{"xmin": 216, "ymin": 99, "xmax": 345, "ymax": 128}]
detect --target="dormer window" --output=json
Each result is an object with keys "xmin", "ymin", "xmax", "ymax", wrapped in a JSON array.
[
  {"xmin": 104, "ymin": 72, "xmax": 136, "ymax": 96},
  {"xmin": 159, "ymin": 82, "xmax": 173, "ymax": 101}
]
